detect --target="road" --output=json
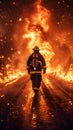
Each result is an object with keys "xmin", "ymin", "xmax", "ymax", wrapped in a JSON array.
[{"xmin": 0, "ymin": 74, "xmax": 73, "ymax": 130}]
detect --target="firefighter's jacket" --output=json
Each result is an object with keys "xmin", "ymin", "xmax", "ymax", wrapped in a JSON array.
[{"xmin": 27, "ymin": 52, "xmax": 46, "ymax": 75}]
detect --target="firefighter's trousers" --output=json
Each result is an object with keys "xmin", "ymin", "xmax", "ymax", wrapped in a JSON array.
[{"xmin": 30, "ymin": 73, "xmax": 42, "ymax": 90}]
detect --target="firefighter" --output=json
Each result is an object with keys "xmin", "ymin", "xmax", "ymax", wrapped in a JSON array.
[{"xmin": 27, "ymin": 46, "xmax": 46, "ymax": 93}]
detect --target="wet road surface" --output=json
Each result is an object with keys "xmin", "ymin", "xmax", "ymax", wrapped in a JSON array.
[{"xmin": 0, "ymin": 74, "xmax": 73, "ymax": 130}]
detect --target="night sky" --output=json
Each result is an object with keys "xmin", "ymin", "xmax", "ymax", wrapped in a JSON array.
[{"xmin": 0, "ymin": 0, "xmax": 73, "ymax": 68}]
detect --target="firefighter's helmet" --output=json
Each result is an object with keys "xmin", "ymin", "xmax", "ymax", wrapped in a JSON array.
[{"xmin": 33, "ymin": 46, "xmax": 39, "ymax": 51}]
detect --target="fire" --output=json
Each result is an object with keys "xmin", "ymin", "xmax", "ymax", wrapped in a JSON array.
[
  {"xmin": 22, "ymin": 0, "xmax": 54, "ymax": 73},
  {"xmin": 32, "ymin": 0, "xmax": 50, "ymax": 32},
  {"xmin": 0, "ymin": 68, "xmax": 26, "ymax": 84},
  {"xmin": 0, "ymin": 0, "xmax": 73, "ymax": 83},
  {"xmin": 22, "ymin": 0, "xmax": 73, "ymax": 82}
]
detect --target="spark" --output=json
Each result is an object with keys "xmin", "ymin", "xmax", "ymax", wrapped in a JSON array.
[
  {"xmin": 18, "ymin": 51, "xmax": 21, "ymax": 55},
  {"xmin": 19, "ymin": 18, "xmax": 22, "ymax": 22},
  {"xmin": 12, "ymin": 1, "xmax": 16, "ymax": 5}
]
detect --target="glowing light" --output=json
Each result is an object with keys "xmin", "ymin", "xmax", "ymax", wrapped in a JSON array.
[
  {"xmin": 18, "ymin": 51, "xmax": 21, "ymax": 55},
  {"xmin": 13, "ymin": 1, "xmax": 16, "ymax": 5},
  {"xmin": 2, "ymin": 55, "xmax": 4, "ymax": 58},
  {"xmin": 19, "ymin": 18, "xmax": 22, "ymax": 21},
  {"xmin": 11, "ymin": 48, "xmax": 14, "ymax": 51},
  {"xmin": 58, "ymin": 1, "xmax": 60, "ymax": 5}
]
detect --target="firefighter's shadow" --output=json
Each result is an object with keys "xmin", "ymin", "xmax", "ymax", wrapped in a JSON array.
[{"xmin": 32, "ymin": 93, "xmax": 39, "ymax": 109}]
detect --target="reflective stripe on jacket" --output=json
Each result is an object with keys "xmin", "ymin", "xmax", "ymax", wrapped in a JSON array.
[{"xmin": 30, "ymin": 71, "xmax": 41, "ymax": 74}]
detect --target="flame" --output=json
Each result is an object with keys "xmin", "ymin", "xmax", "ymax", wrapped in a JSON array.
[
  {"xmin": 22, "ymin": 0, "xmax": 54, "ymax": 73},
  {"xmin": 0, "ymin": 67, "xmax": 26, "ymax": 84},
  {"xmin": 22, "ymin": 1, "xmax": 73, "ymax": 82},
  {"xmin": 0, "ymin": 0, "xmax": 73, "ymax": 83}
]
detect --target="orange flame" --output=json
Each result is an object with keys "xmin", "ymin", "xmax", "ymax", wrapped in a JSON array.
[
  {"xmin": 22, "ymin": 0, "xmax": 54, "ymax": 73},
  {"xmin": 0, "ymin": 0, "xmax": 73, "ymax": 83}
]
